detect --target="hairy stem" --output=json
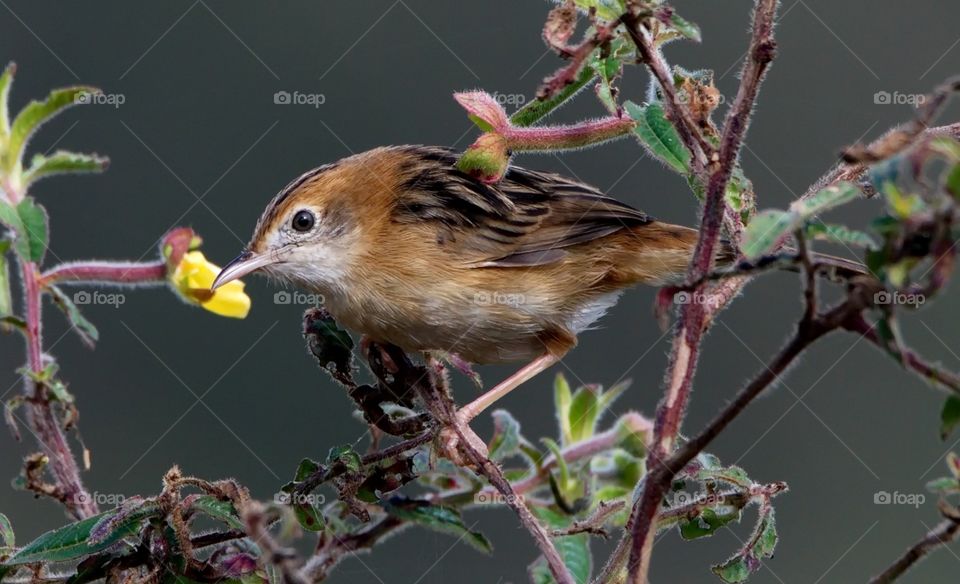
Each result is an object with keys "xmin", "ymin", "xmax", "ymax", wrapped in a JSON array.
[{"xmin": 39, "ymin": 260, "xmax": 167, "ymax": 287}]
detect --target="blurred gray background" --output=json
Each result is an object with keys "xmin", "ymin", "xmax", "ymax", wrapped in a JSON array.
[{"xmin": 1, "ymin": 1, "xmax": 959, "ymax": 582}]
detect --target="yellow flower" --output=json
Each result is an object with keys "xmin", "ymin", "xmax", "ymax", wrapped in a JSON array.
[{"xmin": 170, "ymin": 251, "xmax": 250, "ymax": 318}]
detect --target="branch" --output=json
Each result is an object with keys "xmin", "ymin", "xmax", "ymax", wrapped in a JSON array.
[
  {"xmin": 869, "ymin": 516, "xmax": 960, "ymax": 584},
  {"xmin": 619, "ymin": 1, "xmax": 780, "ymax": 581},
  {"xmin": 38, "ymin": 260, "xmax": 167, "ymax": 287}
]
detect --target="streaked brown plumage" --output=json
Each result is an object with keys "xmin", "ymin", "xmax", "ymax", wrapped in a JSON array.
[
  {"xmin": 212, "ymin": 145, "xmax": 746, "ymax": 443},
  {"xmin": 234, "ymin": 145, "xmax": 726, "ymax": 365}
]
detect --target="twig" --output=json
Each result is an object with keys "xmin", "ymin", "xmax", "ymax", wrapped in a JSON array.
[
  {"xmin": 242, "ymin": 501, "xmax": 309, "ymax": 584},
  {"xmin": 618, "ymin": 2, "xmax": 780, "ymax": 581},
  {"xmin": 869, "ymin": 516, "xmax": 960, "ymax": 584},
  {"xmin": 413, "ymin": 352, "xmax": 575, "ymax": 584},
  {"xmin": 551, "ymin": 501, "xmax": 625, "ymax": 538},
  {"xmin": 621, "ymin": 5, "xmax": 712, "ymax": 172}
]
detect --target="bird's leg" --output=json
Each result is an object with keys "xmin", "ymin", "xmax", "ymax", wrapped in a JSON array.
[
  {"xmin": 458, "ymin": 353, "xmax": 561, "ymax": 424},
  {"xmin": 439, "ymin": 353, "xmax": 561, "ymax": 464}
]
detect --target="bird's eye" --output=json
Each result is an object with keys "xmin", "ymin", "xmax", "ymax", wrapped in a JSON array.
[{"xmin": 291, "ymin": 210, "xmax": 315, "ymax": 232}]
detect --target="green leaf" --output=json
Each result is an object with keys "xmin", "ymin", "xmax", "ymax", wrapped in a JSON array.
[
  {"xmin": 384, "ymin": 498, "xmax": 492, "ymax": 553},
  {"xmin": 806, "ymin": 222, "xmax": 878, "ymax": 249},
  {"xmin": 4, "ymin": 86, "xmax": 98, "ymax": 173},
  {"xmin": 303, "ymin": 308, "xmax": 355, "ymax": 386},
  {"xmin": 48, "ymin": 285, "xmax": 99, "ymax": 348},
  {"xmin": 0, "ymin": 202, "xmax": 26, "ymax": 258},
  {"xmin": 679, "ymin": 506, "xmax": 742, "ymax": 540},
  {"xmin": 327, "ymin": 445, "xmax": 361, "ymax": 473},
  {"xmin": 925, "ymin": 476, "xmax": 960, "ymax": 495},
  {"xmin": 711, "ymin": 506, "xmax": 778, "ymax": 583},
  {"xmin": 16, "ymin": 197, "xmax": 48, "ymax": 262},
  {"xmin": 666, "ymin": 13, "xmax": 701, "ymax": 42},
  {"xmin": 188, "ymin": 495, "xmax": 244, "ymax": 531},
  {"xmin": 742, "ymin": 183, "xmax": 862, "ymax": 260},
  {"xmin": 530, "ymin": 507, "xmax": 592, "ymax": 584},
  {"xmin": 292, "ymin": 500, "xmax": 324, "ymax": 532},
  {"xmin": 4, "ymin": 505, "xmax": 158, "ymax": 565},
  {"xmin": 511, "ymin": 66, "xmax": 595, "ymax": 128},
  {"xmin": 22, "ymin": 150, "xmax": 109, "ymax": 187},
  {"xmin": 698, "ymin": 465, "xmax": 753, "ymax": 489},
  {"xmin": 554, "ymin": 373, "xmax": 573, "ymax": 446},
  {"xmin": 942, "ymin": 397, "xmax": 960, "ymax": 440},
  {"xmin": 0, "ymin": 513, "xmax": 12, "ymax": 547},
  {"xmin": 946, "ymin": 163, "xmax": 960, "ymax": 200},
  {"xmin": 570, "ymin": 0, "xmax": 623, "ymax": 21},
  {"xmin": 0, "ymin": 240, "xmax": 12, "ymax": 320},
  {"xmin": 294, "ymin": 457, "xmax": 321, "ymax": 482},
  {"xmin": 740, "ymin": 209, "xmax": 792, "ymax": 260},
  {"xmin": 569, "ymin": 385, "xmax": 600, "ymax": 444},
  {"xmin": 625, "ymin": 101, "xmax": 691, "ymax": 174},
  {"xmin": 488, "ymin": 409, "xmax": 521, "ymax": 462},
  {"xmin": 0, "ymin": 62, "xmax": 14, "ymax": 139}
]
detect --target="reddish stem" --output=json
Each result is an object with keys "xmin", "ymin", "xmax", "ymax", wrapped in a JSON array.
[
  {"xmin": 39, "ymin": 260, "xmax": 168, "ymax": 287},
  {"xmin": 504, "ymin": 116, "xmax": 635, "ymax": 151}
]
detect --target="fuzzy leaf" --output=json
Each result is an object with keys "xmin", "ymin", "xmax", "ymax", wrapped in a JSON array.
[
  {"xmin": 4, "ymin": 86, "xmax": 98, "ymax": 172},
  {"xmin": 530, "ymin": 507, "xmax": 592, "ymax": 583},
  {"xmin": 0, "ymin": 240, "xmax": 11, "ymax": 320},
  {"xmin": 711, "ymin": 506, "xmax": 778, "ymax": 583},
  {"xmin": 698, "ymin": 465, "xmax": 752, "ymax": 489},
  {"xmin": 941, "ymin": 396, "xmax": 960, "ymax": 440},
  {"xmin": 570, "ymin": 0, "xmax": 622, "ymax": 20},
  {"xmin": 511, "ymin": 65, "xmax": 595, "ymax": 127},
  {"xmin": 15, "ymin": 198, "xmax": 48, "ymax": 262},
  {"xmin": 4, "ymin": 505, "xmax": 158, "ymax": 565},
  {"xmin": 554, "ymin": 374, "xmax": 574, "ymax": 446},
  {"xmin": 327, "ymin": 445, "xmax": 361, "ymax": 473},
  {"xmin": 48, "ymin": 285, "xmax": 99, "ymax": 348},
  {"xmin": 488, "ymin": 409, "xmax": 521, "ymax": 462},
  {"xmin": 294, "ymin": 457, "xmax": 321, "ymax": 482},
  {"xmin": 625, "ymin": 101, "xmax": 691, "ymax": 174},
  {"xmin": 806, "ymin": 222, "xmax": 878, "ymax": 249},
  {"xmin": 23, "ymin": 150, "xmax": 109, "ymax": 186},
  {"xmin": 303, "ymin": 308, "xmax": 355, "ymax": 386},
  {"xmin": 0, "ymin": 62, "xmax": 14, "ymax": 138},
  {"xmin": 741, "ymin": 209, "xmax": 792, "ymax": 260},
  {"xmin": 568, "ymin": 384, "xmax": 600, "ymax": 444},
  {"xmin": 926, "ymin": 477, "xmax": 960, "ymax": 495},
  {"xmin": 384, "ymin": 498, "xmax": 492, "ymax": 553},
  {"xmin": 292, "ymin": 501, "xmax": 324, "ymax": 532},
  {"xmin": 679, "ymin": 506, "xmax": 742, "ymax": 540},
  {"xmin": 0, "ymin": 513, "xmax": 12, "ymax": 547},
  {"xmin": 666, "ymin": 13, "xmax": 701, "ymax": 42},
  {"xmin": 188, "ymin": 495, "xmax": 244, "ymax": 531},
  {"xmin": 454, "ymin": 91, "xmax": 509, "ymax": 133}
]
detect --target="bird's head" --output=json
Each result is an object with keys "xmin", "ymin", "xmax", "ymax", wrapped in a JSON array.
[{"xmin": 211, "ymin": 156, "xmax": 382, "ymax": 293}]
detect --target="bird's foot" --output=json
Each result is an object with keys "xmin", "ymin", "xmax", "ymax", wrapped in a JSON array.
[{"xmin": 438, "ymin": 410, "xmax": 489, "ymax": 465}]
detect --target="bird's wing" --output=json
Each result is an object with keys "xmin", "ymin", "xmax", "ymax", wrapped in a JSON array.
[{"xmin": 391, "ymin": 146, "xmax": 652, "ymax": 267}]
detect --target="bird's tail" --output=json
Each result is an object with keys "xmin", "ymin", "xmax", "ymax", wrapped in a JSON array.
[{"xmin": 620, "ymin": 221, "xmax": 867, "ymax": 285}]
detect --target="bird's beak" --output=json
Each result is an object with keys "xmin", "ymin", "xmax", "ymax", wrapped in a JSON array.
[{"xmin": 211, "ymin": 250, "xmax": 276, "ymax": 290}]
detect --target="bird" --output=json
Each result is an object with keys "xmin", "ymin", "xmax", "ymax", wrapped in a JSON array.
[{"xmin": 211, "ymin": 145, "xmax": 860, "ymax": 451}]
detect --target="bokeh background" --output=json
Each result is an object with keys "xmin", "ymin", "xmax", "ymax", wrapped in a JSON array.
[{"xmin": 2, "ymin": 1, "xmax": 959, "ymax": 582}]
